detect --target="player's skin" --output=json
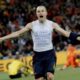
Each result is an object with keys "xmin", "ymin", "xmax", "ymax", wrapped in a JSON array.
[{"xmin": 0, "ymin": 6, "xmax": 80, "ymax": 80}]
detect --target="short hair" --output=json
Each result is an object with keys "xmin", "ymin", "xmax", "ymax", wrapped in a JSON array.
[
  {"xmin": 36, "ymin": 5, "xmax": 47, "ymax": 12},
  {"xmin": 36, "ymin": 2, "xmax": 48, "ymax": 10}
]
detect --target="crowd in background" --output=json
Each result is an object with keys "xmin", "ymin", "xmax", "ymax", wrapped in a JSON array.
[{"xmin": 0, "ymin": 0, "xmax": 80, "ymax": 59}]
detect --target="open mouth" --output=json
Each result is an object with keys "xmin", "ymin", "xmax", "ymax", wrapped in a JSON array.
[{"xmin": 40, "ymin": 15, "xmax": 43, "ymax": 18}]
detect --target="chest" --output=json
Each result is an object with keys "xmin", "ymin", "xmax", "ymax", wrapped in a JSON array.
[{"xmin": 32, "ymin": 22, "xmax": 53, "ymax": 35}]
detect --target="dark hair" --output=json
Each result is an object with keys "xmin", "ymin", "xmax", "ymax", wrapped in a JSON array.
[{"xmin": 36, "ymin": 2, "xmax": 48, "ymax": 9}]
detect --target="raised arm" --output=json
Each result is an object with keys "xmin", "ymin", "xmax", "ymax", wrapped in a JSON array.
[
  {"xmin": 54, "ymin": 23, "xmax": 80, "ymax": 44},
  {"xmin": 0, "ymin": 23, "xmax": 32, "ymax": 42},
  {"xmin": 53, "ymin": 23, "xmax": 70, "ymax": 37}
]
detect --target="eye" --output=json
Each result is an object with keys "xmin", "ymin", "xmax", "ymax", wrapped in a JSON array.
[
  {"xmin": 42, "ymin": 10, "xmax": 44, "ymax": 12},
  {"xmin": 37, "ymin": 10, "xmax": 40, "ymax": 13}
]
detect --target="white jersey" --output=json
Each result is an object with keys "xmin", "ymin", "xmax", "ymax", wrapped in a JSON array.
[{"xmin": 31, "ymin": 19, "xmax": 55, "ymax": 52}]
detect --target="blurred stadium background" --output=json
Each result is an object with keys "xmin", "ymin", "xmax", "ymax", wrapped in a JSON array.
[{"xmin": 0, "ymin": 0, "xmax": 80, "ymax": 80}]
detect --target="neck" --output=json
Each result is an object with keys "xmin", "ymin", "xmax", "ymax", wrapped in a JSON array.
[{"xmin": 39, "ymin": 19, "xmax": 47, "ymax": 23}]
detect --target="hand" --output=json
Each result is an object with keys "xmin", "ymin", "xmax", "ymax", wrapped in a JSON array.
[{"xmin": 77, "ymin": 36, "xmax": 80, "ymax": 41}]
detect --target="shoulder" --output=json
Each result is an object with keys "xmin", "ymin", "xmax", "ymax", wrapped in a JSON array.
[
  {"xmin": 52, "ymin": 21, "xmax": 59, "ymax": 27},
  {"xmin": 25, "ymin": 20, "xmax": 38, "ymax": 30},
  {"xmin": 47, "ymin": 20, "xmax": 60, "ymax": 29},
  {"xmin": 25, "ymin": 22, "xmax": 33, "ymax": 30},
  {"xmin": 47, "ymin": 20, "xmax": 59, "ymax": 26},
  {"xmin": 46, "ymin": 19, "xmax": 53, "ymax": 24},
  {"xmin": 31, "ymin": 20, "xmax": 38, "ymax": 24}
]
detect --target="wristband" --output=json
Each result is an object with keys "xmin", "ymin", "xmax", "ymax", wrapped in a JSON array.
[{"xmin": 69, "ymin": 32, "xmax": 79, "ymax": 45}]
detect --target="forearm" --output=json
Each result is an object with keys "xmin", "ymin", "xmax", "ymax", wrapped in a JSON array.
[
  {"xmin": 58, "ymin": 28, "xmax": 70, "ymax": 37},
  {"xmin": 55, "ymin": 26, "xmax": 71, "ymax": 37},
  {"xmin": 54, "ymin": 23, "xmax": 71, "ymax": 37},
  {"xmin": 1, "ymin": 31, "xmax": 19, "ymax": 41}
]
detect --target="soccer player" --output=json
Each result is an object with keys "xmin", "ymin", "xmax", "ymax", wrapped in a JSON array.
[
  {"xmin": 58, "ymin": 44, "xmax": 80, "ymax": 70},
  {"xmin": 0, "ymin": 5, "xmax": 80, "ymax": 80},
  {"xmin": 7, "ymin": 57, "xmax": 28, "ymax": 79}
]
